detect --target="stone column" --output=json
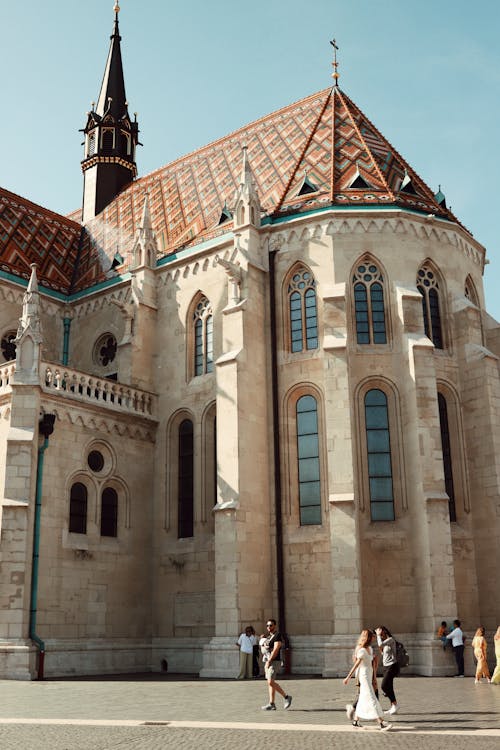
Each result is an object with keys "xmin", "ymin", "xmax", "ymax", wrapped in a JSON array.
[
  {"xmin": 200, "ymin": 254, "xmax": 273, "ymax": 677},
  {"xmin": 321, "ymin": 284, "xmax": 362, "ymax": 676}
]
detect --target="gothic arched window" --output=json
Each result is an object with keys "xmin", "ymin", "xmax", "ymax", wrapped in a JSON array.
[
  {"xmin": 296, "ymin": 394, "xmax": 321, "ymax": 525},
  {"xmin": 288, "ymin": 267, "xmax": 318, "ymax": 353},
  {"xmin": 438, "ymin": 393, "xmax": 457, "ymax": 522},
  {"xmin": 364, "ymin": 389, "xmax": 395, "ymax": 521},
  {"xmin": 353, "ymin": 260, "xmax": 387, "ymax": 344},
  {"xmin": 417, "ymin": 265, "xmax": 443, "ymax": 349},
  {"xmin": 69, "ymin": 482, "xmax": 88, "ymax": 534},
  {"xmin": 100, "ymin": 487, "xmax": 118, "ymax": 537},
  {"xmin": 464, "ymin": 276, "xmax": 479, "ymax": 307},
  {"xmin": 178, "ymin": 419, "xmax": 194, "ymax": 538},
  {"xmin": 193, "ymin": 297, "xmax": 213, "ymax": 376}
]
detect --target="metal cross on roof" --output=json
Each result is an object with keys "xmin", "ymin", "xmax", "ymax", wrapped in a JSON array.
[{"xmin": 330, "ymin": 38, "xmax": 340, "ymax": 85}]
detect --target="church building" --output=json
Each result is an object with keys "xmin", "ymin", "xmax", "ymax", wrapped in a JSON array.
[{"xmin": 1, "ymin": 4, "xmax": 499, "ymax": 679}]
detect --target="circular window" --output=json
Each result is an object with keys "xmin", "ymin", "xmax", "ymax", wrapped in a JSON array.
[
  {"xmin": 88, "ymin": 450, "xmax": 105, "ymax": 473},
  {"xmin": 1, "ymin": 331, "xmax": 17, "ymax": 362},
  {"xmin": 93, "ymin": 333, "xmax": 117, "ymax": 367}
]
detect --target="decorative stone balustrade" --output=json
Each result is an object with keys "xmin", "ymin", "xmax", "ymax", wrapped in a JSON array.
[
  {"xmin": 0, "ymin": 362, "xmax": 15, "ymax": 391},
  {"xmin": 41, "ymin": 362, "xmax": 156, "ymax": 417}
]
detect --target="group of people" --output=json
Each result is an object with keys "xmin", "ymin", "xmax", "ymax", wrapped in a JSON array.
[
  {"xmin": 236, "ymin": 619, "xmax": 292, "ymax": 711},
  {"xmin": 236, "ymin": 617, "xmax": 500, "ymax": 729},
  {"xmin": 343, "ymin": 626, "xmax": 399, "ymax": 732},
  {"xmin": 438, "ymin": 620, "xmax": 500, "ymax": 684}
]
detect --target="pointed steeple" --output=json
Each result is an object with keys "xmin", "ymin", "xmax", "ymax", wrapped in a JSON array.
[
  {"xmin": 13, "ymin": 264, "xmax": 43, "ymax": 383},
  {"xmin": 81, "ymin": 2, "xmax": 140, "ymax": 223},
  {"xmin": 96, "ymin": 3, "xmax": 127, "ymax": 120},
  {"xmin": 131, "ymin": 193, "xmax": 158, "ymax": 269},
  {"xmin": 233, "ymin": 146, "xmax": 260, "ymax": 229}
]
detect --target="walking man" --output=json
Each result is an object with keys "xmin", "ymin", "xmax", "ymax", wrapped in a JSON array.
[{"xmin": 261, "ymin": 619, "xmax": 292, "ymax": 711}]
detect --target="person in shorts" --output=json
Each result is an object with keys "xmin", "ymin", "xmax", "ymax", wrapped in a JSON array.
[{"xmin": 260, "ymin": 619, "xmax": 292, "ymax": 711}]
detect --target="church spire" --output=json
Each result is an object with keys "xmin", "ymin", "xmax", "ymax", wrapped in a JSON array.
[
  {"xmin": 96, "ymin": 3, "xmax": 127, "ymax": 120},
  {"xmin": 81, "ymin": 2, "xmax": 140, "ymax": 223}
]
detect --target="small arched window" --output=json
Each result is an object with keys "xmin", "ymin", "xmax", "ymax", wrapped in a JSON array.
[
  {"xmin": 178, "ymin": 419, "xmax": 194, "ymax": 538},
  {"xmin": 288, "ymin": 267, "xmax": 318, "ymax": 353},
  {"xmin": 437, "ymin": 393, "xmax": 457, "ymax": 522},
  {"xmin": 296, "ymin": 395, "xmax": 321, "ymax": 525},
  {"xmin": 464, "ymin": 276, "xmax": 479, "ymax": 307},
  {"xmin": 353, "ymin": 260, "xmax": 387, "ymax": 344},
  {"xmin": 193, "ymin": 297, "xmax": 213, "ymax": 376},
  {"xmin": 417, "ymin": 265, "xmax": 443, "ymax": 349},
  {"xmin": 69, "ymin": 482, "xmax": 88, "ymax": 534},
  {"xmin": 364, "ymin": 389, "xmax": 395, "ymax": 521},
  {"xmin": 88, "ymin": 131, "xmax": 96, "ymax": 157},
  {"xmin": 100, "ymin": 487, "xmax": 118, "ymax": 537}
]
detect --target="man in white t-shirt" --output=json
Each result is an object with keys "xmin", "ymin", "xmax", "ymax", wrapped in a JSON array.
[
  {"xmin": 446, "ymin": 619, "xmax": 466, "ymax": 676},
  {"xmin": 236, "ymin": 626, "xmax": 257, "ymax": 679}
]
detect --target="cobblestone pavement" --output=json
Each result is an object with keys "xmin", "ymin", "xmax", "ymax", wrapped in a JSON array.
[{"xmin": 0, "ymin": 674, "xmax": 499, "ymax": 749}]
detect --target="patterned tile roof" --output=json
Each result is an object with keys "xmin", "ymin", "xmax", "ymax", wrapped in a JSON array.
[
  {"xmin": 87, "ymin": 86, "xmax": 462, "ymax": 279},
  {"xmin": 1, "ymin": 86, "xmax": 465, "ymax": 296},
  {"xmin": 0, "ymin": 187, "xmax": 84, "ymax": 293}
]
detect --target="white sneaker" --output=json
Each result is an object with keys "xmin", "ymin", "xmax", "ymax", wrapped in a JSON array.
[
  {"xmin": 346, "ymin": 704, "xmax": 355, "ymax": 720},
  {"xmin": 384, "ymin": 704, "xmax": 398, "ymax": 715},
  {"xmin": 380, "ymin": 722, "xmax": 393, "ymax": 731}
]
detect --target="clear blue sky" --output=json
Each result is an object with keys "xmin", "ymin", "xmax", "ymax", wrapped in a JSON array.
[{"xmin": 1, "ymin": 0, "xmax": 499, "ymax": 318}]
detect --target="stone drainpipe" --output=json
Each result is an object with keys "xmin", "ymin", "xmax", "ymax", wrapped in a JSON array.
[{"xmin": 29, "ymin": 413, "xmax": 56, "ymax": 680}]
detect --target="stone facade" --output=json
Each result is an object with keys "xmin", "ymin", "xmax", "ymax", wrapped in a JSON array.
[
  {"xmin": 1, "ymin": 11, "xmax": 499, "ymax": 680},
  {"xmin": 1, "ymin": 203, "xmax": 499, "ymax": 679}
]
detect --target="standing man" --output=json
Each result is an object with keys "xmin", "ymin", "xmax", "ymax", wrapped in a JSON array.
[
  {"xmin": 261, "ymin": 619, "xmax": 292, "ymax": 711},
  {"xmin": 446, "ymin": 619, "xmax": 466, "ymax": 676},
  {"xmin": 236, "ymin": 625, "xmax": 257, "ymax": 679}
]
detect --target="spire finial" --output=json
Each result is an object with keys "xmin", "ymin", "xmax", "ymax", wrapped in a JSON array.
[
  {"xmin": 330, "ymin": 38, "xmax": 340, "ymax": 86},
  {"xmin": 114, "ymin": 1, "xmax": 120, "ymax": 14}
]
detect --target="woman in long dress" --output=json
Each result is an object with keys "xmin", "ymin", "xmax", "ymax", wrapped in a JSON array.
[
  {"xmin": 490, "ymin": 627, "xmax": 500, "ymax": 684},
  {"xmin": 472, "ymin": 627, "xmax": 490, "ymax": 683},
  {"xmin": 344, "ymin": 629, "xmax": 392, "ymax": 731}
]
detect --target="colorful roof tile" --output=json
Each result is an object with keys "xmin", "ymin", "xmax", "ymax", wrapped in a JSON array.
[
  {"xmin": 1, "ymin": 86, "xmax": 466, "ymax": 296},
  {"xmin": 88, "ymin": 86, "xmax": 463, "ymax": 276}
]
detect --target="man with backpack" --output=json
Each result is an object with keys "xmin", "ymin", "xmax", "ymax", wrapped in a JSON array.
[{"xmin": 260, "ymin": 619, "xmax": 292, "ymax": 711}]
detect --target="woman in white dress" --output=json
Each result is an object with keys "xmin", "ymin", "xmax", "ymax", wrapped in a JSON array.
[{"xmin": 344, "ymin": 629, "xmax": 392, "ymax": 731}]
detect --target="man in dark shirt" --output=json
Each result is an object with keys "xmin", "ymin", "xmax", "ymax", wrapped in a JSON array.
[{"xmin": 261, "ymin": 618, "xmax": 292, "ymax": 711}]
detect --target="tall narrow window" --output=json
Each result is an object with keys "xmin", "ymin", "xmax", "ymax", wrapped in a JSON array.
[
  {"xmin": 178, "ymin": 419, "xmax": 194, "ymax": 538},
  {"xmin": 100, "ymin": 487, "xmax": 118, "ymax": 537},
  {"xmin": 438, "ymin": 394, "xmax": 457, "ymax": 522},
  {"xmin": 417, "ymin": 266, "xmax": 443, "ymax": 349},
  {"xmin": 364, "ymin": 389, "xmax": 395, "ymax": 521},
  {"xmin": 353, "ymin": 260, "xmax": 387, "ymax": 344},
  {"xmin": 69, "ymin": 482, "xmax": 88, "ymax": 534},
  {"xmin": 288, "ymin": 268, "xmax": 318, "ymax": 353},
  {"xmin": 296, "ymin": 395, "xmax": 321, "ymax": 525},
  {"xmin": 193, "ymin": 297, "xmax": 213, "ymax": 376}
]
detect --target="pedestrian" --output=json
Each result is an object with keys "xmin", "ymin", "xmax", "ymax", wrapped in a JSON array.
[
  {"xmin": 446, "ymin": 619, "xmax": 466, "ymax": 676},
  {"xmin": 491, "ymin": 626, "xmax": 500, "ymax": 684},
  {"xmin": 471, "ymin": 627, "xmax": 490, "ymax": 684},
  {"xmin": 260, "ymin": 619, "xmax": 292, "ymax": 711},
  {"xmin": 236, "ymin": 625, "xmax": 257, "ymax": 679},
  {"xmin": 346, "ymin": 630, "xmax": 379, "ymax": 721},
  {"xmin": 375, "ymin": 626, "xmax": 399, "ymax": 714},
  {"xmin": 344, "ymin": 629, "xmax": 392, "ymax": 731}
]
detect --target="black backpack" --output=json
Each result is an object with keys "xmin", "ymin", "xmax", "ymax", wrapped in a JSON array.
[{"xmin": 395, "ymin": 640, "xmax": 409, "ymax": 669}]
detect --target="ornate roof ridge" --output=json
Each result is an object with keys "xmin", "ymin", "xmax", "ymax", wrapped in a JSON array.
[{"xmin": 138, "ymin": 87, "xmax": 332, "ymax": 184}]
